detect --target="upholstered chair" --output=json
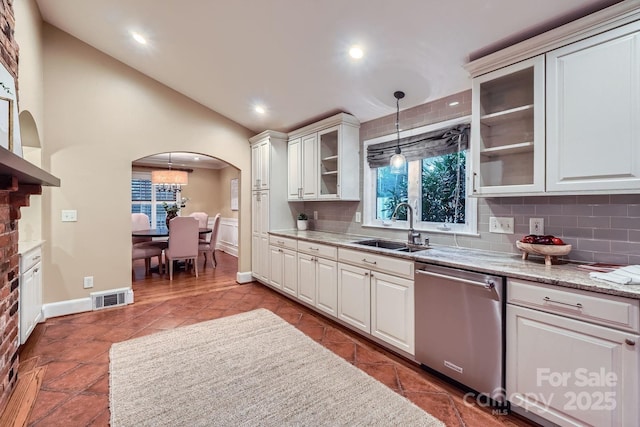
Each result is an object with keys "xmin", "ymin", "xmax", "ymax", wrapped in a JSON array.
[
  {"xmin": 132, "ymin": 244, "xmax": 163, "ymax": 276},
  {"xmin": 199, "ymin": 213, "xmax": 221, "ymax": 268},
  {"xmin": 165, "ymin": 216, "xmax": 200, "ymax": 280},
  {"xmin": 189, "ymin": 212, "xmax": 209, "ymax": 243}
]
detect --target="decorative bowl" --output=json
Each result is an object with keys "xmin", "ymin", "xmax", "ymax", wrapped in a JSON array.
[{"xmin": 516, "ymin": 241, "xmax": 572, "ymax": 266}]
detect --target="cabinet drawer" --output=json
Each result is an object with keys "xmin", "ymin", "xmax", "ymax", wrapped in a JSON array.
[
  {"xmin": 297, "ymin": 241, "xmax": 337, "ymax": 260},
  {"xmin": 508, "ymin": 278, "xmax": 640, "ymax": 333},
  {"xmin": 338, "ymin": 248, "xmax": 413, "ymax": 279},
  {"xmin": 20, "ymin": 245, "xmax": 42, "ymax": 272},
  {"xmin": 268, "ymin": 235, "xmax": 297, "ymax": 251}
]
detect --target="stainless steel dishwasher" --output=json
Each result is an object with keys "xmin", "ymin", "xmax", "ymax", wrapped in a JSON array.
[{"xmin": 415, "ymin": 263, "xmax": 505, "ymax": 403}]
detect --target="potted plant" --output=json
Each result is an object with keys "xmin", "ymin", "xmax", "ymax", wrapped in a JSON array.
[
  {"xmin": 297, "ymin": 213, "xmax": 308, "ymax": 231},
  {"xmin": 162, "ymin": 197, "xmax": 189, "ymax": 228}
]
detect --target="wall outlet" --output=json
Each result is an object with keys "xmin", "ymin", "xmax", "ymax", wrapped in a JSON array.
[
  {"xmin": 83, "ymin": 276, "xmax": 94, "ymax": 289},
  {"xmin": 355, "ymin": 212, "xmax": 361, "ymax": 223},
  {"xmin": 313, "ymin": 211, "xmax": 318, "ymax": 220},
  {"xmin": 489, "ymin": 216, "xmax": 514, "ymax": 234},
  {"xmin": 61, "ymin": 210, "xmax": 78, "ymax": 222},
  {"xmin": 529, "ymin": 218, "xmax": 544, "ymax": 235}
]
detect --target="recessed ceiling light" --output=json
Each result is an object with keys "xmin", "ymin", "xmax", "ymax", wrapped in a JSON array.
[
  {"xmin": 449, "ymin": 101, "xmax": 460, "ymax": 107},
  {"xmin": 349, "ymin": 46, "xmax": 364, "ymax": 59},
  {"xmin": 131, "ymin": 32, "xmax": 147, "ymax": 45},
  {"xmin": 255, "ymin": 105, "xmax": 266, "ymax": 114}
]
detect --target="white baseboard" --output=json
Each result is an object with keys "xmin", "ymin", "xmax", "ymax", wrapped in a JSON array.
[
  {"xmin": 42, "ymin": 287, "xmax": 134, "ymax": 319},
  {"xmin": 236, "ymin": 271, "xmax": 253, "ymax": 284}
]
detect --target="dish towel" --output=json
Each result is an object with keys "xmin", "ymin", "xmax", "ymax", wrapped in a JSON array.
[{"xmin": 590, "ymin": 265, "xmax": 640, "ymax": 285}]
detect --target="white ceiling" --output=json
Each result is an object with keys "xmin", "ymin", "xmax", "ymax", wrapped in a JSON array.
[
  {"xmin": 132, "ymin": 152, "xmax": 229, "ymax": 170},
  {"xmin": 36, "ymin": 0, "xmax": 621, "ymax": 134}
]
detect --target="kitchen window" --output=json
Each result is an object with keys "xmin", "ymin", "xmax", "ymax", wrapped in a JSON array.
[
  {"xmin": 131, "ymin": 171, "xmax": 180, "ymax": 228},
  {"xmin": 363, "ymin": 117, "xmax": 477, "ymax": 235}
]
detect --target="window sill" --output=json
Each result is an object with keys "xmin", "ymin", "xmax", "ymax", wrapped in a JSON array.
[{"xmin": 361, "ymin": 223, "xmax": 480, "ymax": 238}]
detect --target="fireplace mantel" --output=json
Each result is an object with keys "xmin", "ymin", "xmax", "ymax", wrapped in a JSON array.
[{"xmin": 0, "ymin": 146, "xmax": 59, "ymax": 188}]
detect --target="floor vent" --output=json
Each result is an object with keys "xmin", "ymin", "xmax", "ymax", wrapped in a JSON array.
[{"xmin": 91, "ymin": 288, "xmax": 128, "ymax": 310}]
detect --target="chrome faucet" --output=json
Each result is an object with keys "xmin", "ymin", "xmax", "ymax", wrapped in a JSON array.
[{"xmin": 391, "ymin": 202, "xmax": 423, "ymax": 245}]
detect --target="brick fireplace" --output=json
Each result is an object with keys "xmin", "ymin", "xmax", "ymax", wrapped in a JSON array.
[{"xmin": 0, "ymin": 0, "xmax": 55, "ymax": 412}]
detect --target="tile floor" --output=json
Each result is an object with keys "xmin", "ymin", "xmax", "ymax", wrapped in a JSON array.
[{"xmin": 20, "ymin": 283, "xmax": 535, "ymax": 426}]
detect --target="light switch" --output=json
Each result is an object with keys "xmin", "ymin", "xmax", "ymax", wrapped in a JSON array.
[{"xmin": 61, "ymin": 210, "xmax": 78, "ymax": 222}]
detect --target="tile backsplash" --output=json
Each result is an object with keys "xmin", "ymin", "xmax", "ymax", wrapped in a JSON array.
[{"xmin": 295, "ymin": 90, "xmax": 640, "ymax": 265}]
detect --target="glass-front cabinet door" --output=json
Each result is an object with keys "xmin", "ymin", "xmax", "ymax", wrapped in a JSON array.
[{"xmin": 470, "ymin": 55, "xmax": 545, "ymax": 196}]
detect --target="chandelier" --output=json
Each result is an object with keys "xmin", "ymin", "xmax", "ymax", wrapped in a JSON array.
[{"xmin": 151, "ymin": 152, "xmax": 188, "ymax": 192}]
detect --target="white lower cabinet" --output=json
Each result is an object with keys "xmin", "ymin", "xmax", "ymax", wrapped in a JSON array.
[
  {"xmin": 337, "ymin": 263, "xmax": 370, "ymax": 333},
  {"xmin": 316, "ymin": 257, "xmax": 338, "ymax": 317},
  {"xmin": 507, "ymin": 280, "xmax": 639, "ymax": 427},
  {"xmin": 268, "ymin": 236, "xmax": 298, "ymax": 295},
  {"xmin": 337, "ymin": 251, "xmax": 415, "ymax": 354},
  {"xmin": 296, "ymin": 241, "xmax": 338, "ymax": 316},
  {"xmin": 19, "ymin": 243, "xmax": 43, "ymax": 345},
  {"xmin": 371, "ymin": 271, "xmax": 414, "ymax": 355},
  {"xmin": 297, "ymin": 253, "xmax": 317, "ymax": 306}
]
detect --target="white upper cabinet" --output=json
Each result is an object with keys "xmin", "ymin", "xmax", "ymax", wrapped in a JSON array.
[
  {"xmin": 546, "ymin": 20, "xmax": 640, "ymax": 193},
  {"xmin": 471, "ymin": 55, "xmax": 546, "ymax": 195},
  {"xmin": 287, "ymin": 113, "xmax": 360, "ymax": 201},
  {"xmin": 466, "ymin": 3, "xmax": 640, "ymax": 196}
]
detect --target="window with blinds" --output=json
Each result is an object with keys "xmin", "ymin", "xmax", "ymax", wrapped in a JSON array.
[{"xmin": 131, "ymin": 172, "xmax": 179, "ymax": 228}]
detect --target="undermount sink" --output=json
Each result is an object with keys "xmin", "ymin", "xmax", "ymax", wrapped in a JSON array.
[{"xmin": 352, "ymin": 239, "xmax": 429, "ymax": 253}]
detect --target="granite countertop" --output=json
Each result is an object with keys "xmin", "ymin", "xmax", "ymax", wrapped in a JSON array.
[{"xmin": 270, "ymin": 230, "xmax": 640, "ymax": 300}]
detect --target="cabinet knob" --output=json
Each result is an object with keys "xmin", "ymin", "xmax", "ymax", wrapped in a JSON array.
[{"xmin": 626, "ymin": 339, "xmax": 636, "ymax": 346}]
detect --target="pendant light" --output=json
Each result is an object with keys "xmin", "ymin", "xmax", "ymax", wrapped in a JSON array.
[
  {"xmin": 389, "ymin": 90, "xmax": 407, "ymax": 174},
  {"xmin": 151, "ymin": 152, "xmax": 188, "ymax": 192}
]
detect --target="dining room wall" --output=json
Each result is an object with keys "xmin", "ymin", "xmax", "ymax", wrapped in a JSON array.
[
  {"xmin": 34, "ymin": 23, "xmax": 253, "ymax": 306},
  {"xmin": 180, "ymin": 165, "xmax": 239, "ymax": 219}
]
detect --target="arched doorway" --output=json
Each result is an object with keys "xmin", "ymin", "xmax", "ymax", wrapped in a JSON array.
[{"xmin": 130, "ymin": 152, "xmax": 241, "ymax": 300}]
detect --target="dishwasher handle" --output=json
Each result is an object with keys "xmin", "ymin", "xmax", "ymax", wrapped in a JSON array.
[{"xmin": 416, "ymin": 269, "xmax": 496, "ymax": 290}]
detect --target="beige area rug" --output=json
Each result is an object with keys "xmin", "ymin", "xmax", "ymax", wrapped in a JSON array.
[{"xmin": 109, "ymin": 308, "xmax": 444, "ymax": 427}]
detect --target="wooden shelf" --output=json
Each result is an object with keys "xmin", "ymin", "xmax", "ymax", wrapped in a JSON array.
[
  {"xmin": 322, "ymin": 170, "xmax": 338, "ymax": 176},
  {"xmin": 480, "ymin": 141, "xmax": 534, "ymax": 158},
  {"xmin": 322, "ymin": 155, "xmax": 338, "ymax": 161},
  {"xmin": 480, "ymin": 104, "xmax": 534, "ymax": 126}
]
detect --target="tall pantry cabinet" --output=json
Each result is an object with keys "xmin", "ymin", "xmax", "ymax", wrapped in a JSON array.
[{"xmin": 249, "ymin": 131, "xmax": 293, "ymax": 282}]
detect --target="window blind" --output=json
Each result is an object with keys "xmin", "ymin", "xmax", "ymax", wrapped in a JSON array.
[{"xmin": 366, "ymin": 124, "xmax": 470, "ymax": 168}]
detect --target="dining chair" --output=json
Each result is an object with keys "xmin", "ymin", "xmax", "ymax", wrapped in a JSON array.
[
  {"xmin": 132, "ymin": 244, "xmax": 163, "ymax": 276},
  {"xmin": 165, "ymin": 216, "xmax": 200, "ymax": 280},
  {"xmin": 132, "ymin": 212, "xmax": 168, "ymax": 250},
  {"xmin": 189, "ymin": 212, "xmax": 209, "ymax": 243},
  {"xmin": 199, "ymin": 213, "xmax": 221, "ymax": 269},
  {"xmin": 132, "ymin": 213, "xmax": 152, "ymax": 246}
]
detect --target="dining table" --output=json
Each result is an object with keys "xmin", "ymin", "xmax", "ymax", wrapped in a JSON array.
[{"xmin": 131, "ymin": 227, "xmax": 212, "ymax": 238}]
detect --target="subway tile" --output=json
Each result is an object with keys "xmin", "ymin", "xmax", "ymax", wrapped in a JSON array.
[
  {"xmin": 561, "ymin": 204, "xmax": 593, "ymax": 216},
  {"xmin": 628, "ymin": 205, "xmax": 640, "ymax": 217},
  {"xmin": 549, "ymin": 195, "xmax": 577, "ymax": 204},
  {"xmin": 593, "ymin": 204, "xmax": 628, "ymax": 217},
  {"xmin": 629, "ymin": 230, "xmax": 640, "ymax": 242},
  {"xmin": 594, "ymin": 252, "xmax": 629, "ymax": 265},
  {"xmin": 548, "ymin": 215, "xmax": 578, "ymax": 227},
  {"xmin": 593, "ymin": 228, "xmax": 628, "ymax": 241},
  {"xmin": 610, "ymin": 194, "xmax": 640, "ymax": 204},
  {"xmin": 611, "ymin": 241, "xmax": 640, "ymax": 254},
  {"xmin": 577, "ymin": 216, "xmax": 610, "ymax": 228},
  {"xmin": 545, "ymin": 226, "xmax": 564, "ymax": 236},
  {"xmin": 511, "ymin": 205, "xmax": 536, "ymax": 215},
  {"xmin": 523, "ymin": 196, "xmax": 550, "ymax": 205},
  {"xmin": 563, "ymin": 227, "xmax": 594, "ymax": 239},
  {"xmin": 611, "ymin": 217, "xmax": 640, "ymax": 230},
  {"xmin": 568, "ymin": 250, "xmax": 594, "ymax": 262},
  {"xmin": 577, "ymin": 239, "xmax": 610, "ymax": 252},
  {"xmin": 536, "ymin": 204, "xmax": 563, "ymax": 215},
  {"xmin": 577, "ymin": 195, "xmax": 610, "ymax": 205}
]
